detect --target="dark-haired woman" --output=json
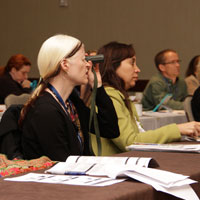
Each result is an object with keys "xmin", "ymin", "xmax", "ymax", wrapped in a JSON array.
[
  {"xmin": 91, "ymin": 41, "xmax": 200, "ymax": 156},
  {"xmin": 0, "ymin": 54, "xmax": 31, "ymax": 103}
]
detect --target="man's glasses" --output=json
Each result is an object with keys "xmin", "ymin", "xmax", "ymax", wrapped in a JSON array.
[{"xmin": 162, "ymin": 60, "xmax": 181, "ymax": 65}]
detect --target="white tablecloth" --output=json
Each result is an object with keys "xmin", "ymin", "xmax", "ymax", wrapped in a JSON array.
[
  {"xmin": 140, "ymin": 110, "xmax": 188, "ymax": 131},
  {"xmin": 0, "ymin": 104, "xmax": 6, "ymax": 121}
]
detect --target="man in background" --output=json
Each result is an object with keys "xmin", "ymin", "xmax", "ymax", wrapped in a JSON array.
[{"xmin": 142, "ymin": 49, "xmax": 187, "ymax": 111}]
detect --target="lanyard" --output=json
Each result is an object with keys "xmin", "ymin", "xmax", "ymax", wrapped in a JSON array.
[
  {"xmin": 48, "ymin": 83, "xmax": 83, "ymax": 152},
  {"xmin": 48, "ymin": 83, "xmax": 69, "ymax": 114}
]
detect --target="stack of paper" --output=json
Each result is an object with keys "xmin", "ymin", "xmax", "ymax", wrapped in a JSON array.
[{"xmin": 111, "ymin": 165, "xmax": 198, "ymax": 200}]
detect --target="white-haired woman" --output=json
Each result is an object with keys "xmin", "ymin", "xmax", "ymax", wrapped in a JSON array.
[{"xmin": 19, "ymin": 34, "xmax": 119, "ymax": 161}]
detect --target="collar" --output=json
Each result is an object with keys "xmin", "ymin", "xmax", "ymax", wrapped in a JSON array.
[{"xmin": 158, "ymin": 72, "xmax": 179, "ymax": 84}]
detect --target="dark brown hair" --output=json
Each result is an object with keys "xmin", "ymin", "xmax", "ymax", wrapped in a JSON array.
[
  {"xmin": 185, "ymin": 55, "xmax": 200, "ymax": 77},
  {"xmin": 4, "ymin": 54, "xmax": 31, "ymax": 74},
  {"xmin": 98, "ymin": 41, "xmax": 135, "ymax": 116}
]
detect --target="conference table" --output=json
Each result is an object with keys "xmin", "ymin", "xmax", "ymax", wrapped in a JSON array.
[
  {"xmin": 1, "ymin": 142, "xmax": 200, "ymax": 200},
  {"xmin": 140, "ymin": 110, "xmax": 188, "ymax": 131}
]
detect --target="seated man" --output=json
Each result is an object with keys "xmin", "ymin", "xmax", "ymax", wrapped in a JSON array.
[{"xmin": 142, "ymin": 49, "xmax": 187, "ymax": 111}]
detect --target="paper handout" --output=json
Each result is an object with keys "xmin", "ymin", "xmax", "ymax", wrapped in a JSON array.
[
  {"xmin": 126, "ymin": 143, "xmax": 200, "ymax": 153},
  {"xmin": 45, "ymin": 156, "xmax": 159, "ymax": 176},
  {"xmin": 5, "ymin": 173, "xmax": 126, "ymax": 186},
  {"xmin": 5, "ymin": 155, "xmax": 199, "ymax": 200}
]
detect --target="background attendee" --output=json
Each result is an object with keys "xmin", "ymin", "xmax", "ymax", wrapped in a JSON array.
[
  {"xmin": 191, "ymin": 86, "xmax": 200, "ymax": 122},
  {"xmin": 19, "ymin": 34, "xmax": 119, "ymax": 161},
  {"xmin": 80, "ymin": 49, "xmax": 97, "ymax": 106},
  {"xmin": 185, "ymin": 55, "xmax": 200, "ymax": 95},
  {"xmin": 0, "ymin": 54, "xmax": 32, "ymax": 104},
  {"xmin": 142, "ymin": 49, "xmax": 187, "ymax": 111},
  {"xmin": 91, "ymin": 41, "xmax": 200, "ymax": 156}
]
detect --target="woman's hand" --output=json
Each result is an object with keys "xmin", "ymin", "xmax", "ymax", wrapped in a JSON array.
[
  {"xmin": 87, "ymin": 62, "xmax": 102, "ymax": 88},
  {"xmin": 177, "ymin": 121, "xmax": 200, "ymax": 138}
]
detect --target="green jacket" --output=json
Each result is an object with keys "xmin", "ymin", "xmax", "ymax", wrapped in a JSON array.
[
  {"xmin": 91, "ymin": 86, "xmax": 181, "ymax": 156},
  {"xmin": 141, "ymin": 73, "xmax": 188, "ymax": 111}
]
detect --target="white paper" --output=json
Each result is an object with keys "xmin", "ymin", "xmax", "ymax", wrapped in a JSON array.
[
  {"xmin": 45, "ymin": 156, "xmax": 157, "ymax": 175},
  {"xmin": 5, "ymin": 173, "xmax": 126, "ymax": 187},
  {"xmin": 45, "ymin": 155, "xmax": 198, "ymax": 199},
  {"xmin": 152, "ymin": 183, "xmax": 199, "ymax": 200},
  {"xmin": 126, "ymin": 143, "xmax": 200, "ymax": 153},
  {"xmin": 66, "ymin": 156, "xmax": 154, "ymax": 167},
  {"xmin": 122, "ymin": 170, "xmax": 198, "ymax": 200}
]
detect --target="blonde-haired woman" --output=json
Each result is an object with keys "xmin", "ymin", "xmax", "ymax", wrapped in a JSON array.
[{"xmin": 19, "ymin": 34, "xmax": 119, "ymax": 161}]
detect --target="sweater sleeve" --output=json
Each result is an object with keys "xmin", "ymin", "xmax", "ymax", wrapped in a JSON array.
[
  {"xmin": 70, "ymin": 87, "xmax": 120, "ymax": 139},
  {"xmin": 94, "ymin": 86, "xmax": 120, "ymax": 138}
]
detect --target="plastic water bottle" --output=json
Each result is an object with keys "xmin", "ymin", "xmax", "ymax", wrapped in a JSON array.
[{"xmin": 30, "ymin": 80, "xmax": 37, "ymax": 91}]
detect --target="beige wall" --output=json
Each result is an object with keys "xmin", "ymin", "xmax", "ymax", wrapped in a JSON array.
[{"xmin": 0, "ymin": 0, "xmax": 200, "ymax": 79}]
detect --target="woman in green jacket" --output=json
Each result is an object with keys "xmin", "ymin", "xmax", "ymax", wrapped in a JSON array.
[{"xmin": 91, "ymin": 41, "xmax": 200, "ymax": 156}]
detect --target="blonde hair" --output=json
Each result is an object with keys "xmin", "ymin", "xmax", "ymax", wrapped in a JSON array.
[
  {"xmin": 19, "ymin": 34, "xmax": 82, "ymax": 125},
  {"xmin": 38, "ymin": 34, "xmax": 81, "ymax": 80}
]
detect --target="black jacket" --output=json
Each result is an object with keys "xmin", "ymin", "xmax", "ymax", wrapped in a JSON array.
[
  {"xmin": 22, "ymin": 87, "xmax": 119, "ymax": 161},
  {"xmin": 0, "ymin": 105, "xmax": 23, "ymax": 159},
  {"xmin": 0, "ymin": 73, "xmax": 31, "ymax": 104},
  {"xmin": 191, "ymin": 86, "xmax": 200, "ymax": 121}
]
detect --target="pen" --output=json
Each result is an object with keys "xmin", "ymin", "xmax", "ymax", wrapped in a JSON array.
[{"xmin": 64, "ymin": 171, "xmax": 86, "ymax": 175}]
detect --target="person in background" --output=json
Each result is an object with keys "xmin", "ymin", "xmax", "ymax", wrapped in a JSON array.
[
  {"xmin": 80, "ymin": 50, "xmax": 97, "ymax": 106},
  {"xmin": 0, "ymin": 54, "xmax": 32, "ymax": 104},
  {"xmin": 185, "ymin": 55, "xmax": 200, "ymax": 95},
  {"xmin": 19, "ymin": 34, "xmax": 119, "ymax": 161},
  {"xmin": 142, "ymin": 49, "xmax": 187, "ymax": 111},
  {"xmin": 91, "ymin": 41, "xmax": 200, "ymax": 156},
  {"xmin": 86, "ymin": 49, "xmax": 97, "ymax": 56},
  {"xmin": 191, "ymin": 86, "xmax": 200, "ymax": 121}
]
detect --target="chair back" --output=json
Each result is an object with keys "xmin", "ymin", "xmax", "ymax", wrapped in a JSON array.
[
  {"xmin": 183, "ymin": 95, "xmax": 194, "ymax": 121},
  {"xmin": 0, "ymin": 66, "xmax": 5, "ymax": 76},
  {"xmin": 0, "ymin": 105, "xmax": 24, "ymax": 159},
  {"xmin": 5, "ymin": 93, "xmax": 31, "ymax": 108}
]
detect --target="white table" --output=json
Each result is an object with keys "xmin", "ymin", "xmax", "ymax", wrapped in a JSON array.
[
  {"xmin": 0, "ymin": 105, "xmax": 6, "ymax": 121},
  {"xmin": 140, "ymin": 110, "xmax": 188, "ymax": 131}
]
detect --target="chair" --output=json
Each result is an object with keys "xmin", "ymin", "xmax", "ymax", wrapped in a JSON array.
[
  {"xmin": 0, "ymin": 105, "xmax": 24, "ymax": 159},
  {"xmin": 0, "ymin": 66, "xmax": 5, "ymax": 76},
  {"xmin": 4, "ymin": 93, "xmax": 31, "ymax": 108},
  {"xmin": 183, "ymin": 95, "xmax": 194, "ymax": 122}
]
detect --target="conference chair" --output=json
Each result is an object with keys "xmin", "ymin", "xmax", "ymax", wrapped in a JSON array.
[
  {"xmin": 4, "ymin": 93, "xmax": 31, "ymax": 108},
  {"xmin": 0, "ymin": 66, "xmax": 5, "ymax": 76},
  {"xmin": 183, "ymin": 95, "xmax": 194, "ymax": 122}
]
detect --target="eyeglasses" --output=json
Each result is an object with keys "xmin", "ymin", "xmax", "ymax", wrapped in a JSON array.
[{"xmin": 162, "ymin": 60, "xmax": 181, "ymax": 65}]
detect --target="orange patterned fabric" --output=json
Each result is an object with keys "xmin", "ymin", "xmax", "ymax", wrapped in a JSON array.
[{"xmin": 0, "ymin": 154, "xmax": 56, "ymax": 177}]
